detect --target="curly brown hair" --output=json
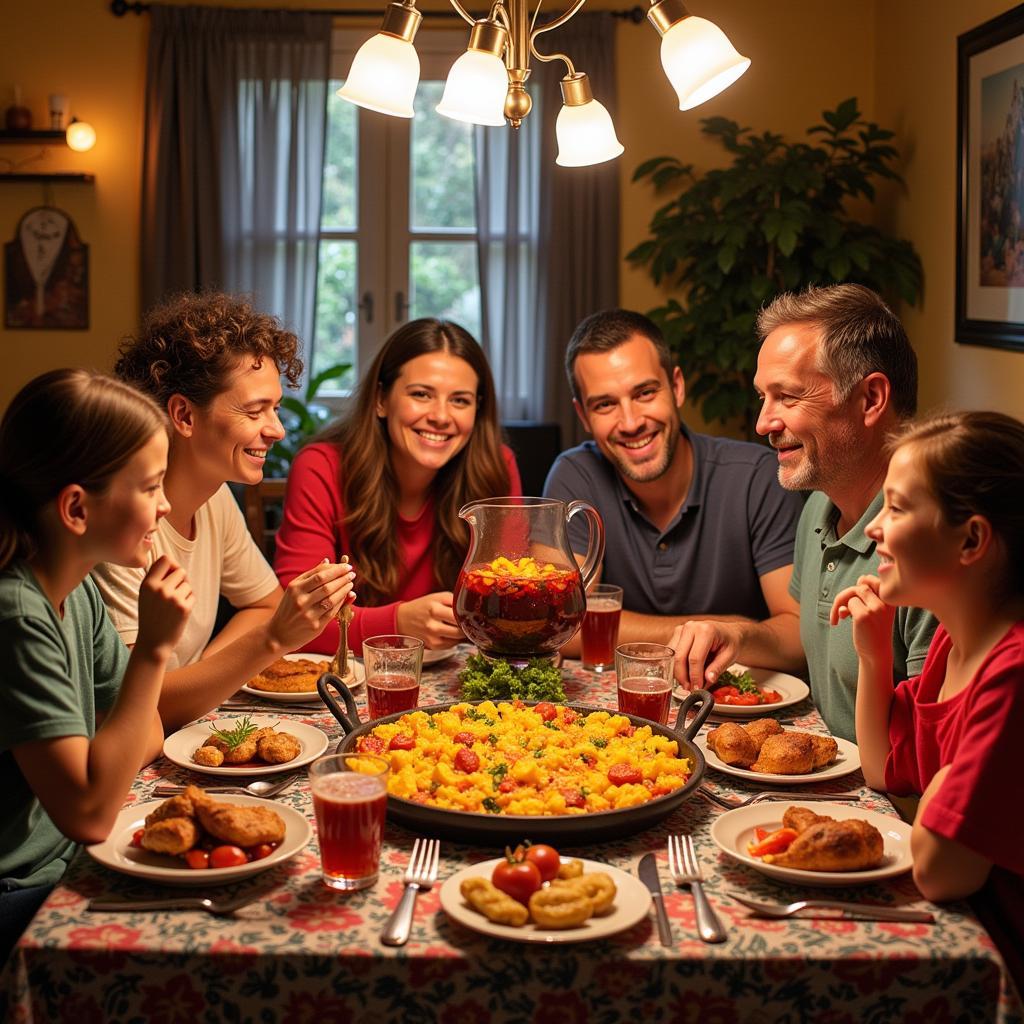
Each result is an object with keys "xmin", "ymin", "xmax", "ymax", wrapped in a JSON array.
[{"xmin": 115, "ymin": 292, "xmax": 303, "ymax": 407}]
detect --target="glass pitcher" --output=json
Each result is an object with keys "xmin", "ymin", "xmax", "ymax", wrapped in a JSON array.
[{"xmin": 453, "ymin": 496, "xmax": 605, "ymax": 662}]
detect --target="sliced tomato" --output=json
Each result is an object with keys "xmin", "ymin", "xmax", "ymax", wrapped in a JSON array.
[
  {"xmin": 560, "ymin": 788, "xmax": 586, "ymax": 809},
  {"xmin": 356, "ymin": 734, "xmax": 387, "ymax": 754},
  {"xmin": 721, "ymin": 693, "xmax": 761, "ymax": 706},
  {"xmin": 713, "ymin": 685, "xmax": 740, "ymax": 700},
  {"xmin": 498, "ymin": 778, "xmax": 519, "ymax": 793},
  {"xmin": 747, "ymin": 827, "xmax": 799, "ymax": 858},
  {"xmin": 184, "ymin": 849, "xmax": 210, "ymax": 870},
  {"xmin": 559, "ymin": 709, "xmax": 578, "ymax": 726},
  {"xmin": 388, "ymin": 733, "xmax": 415, "ymax": 751},
  {"xmin": 754, "ymin": 827, "xmax": 771, "ymax": 842},
  {"xmin": 607, "ymin": 763, "xmax": 643, "ymax": 787},
  {"xmin": 534, "ymin": 702, "xmax": 557, "ymax": 722},
  {"xmin": 454, "ymin": 747, "xmax": 480, "ymax": 773},
  {"xmin": 761, "ymin": 689, "xmax": 783, "ymax": 704},
  {"xmin": 453, "ymin": 731, "xmax": 476, "ymax": 746}
]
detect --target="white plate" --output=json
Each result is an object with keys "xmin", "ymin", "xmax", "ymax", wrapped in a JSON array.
[
  {"xmin": 695, "ymin": 731, "xmax": 860, "ymax": 785},
  {"xmin": 87, "ymin": 795, "xmax": 311, "ymax": 886},
  {"xmin": 240, "ymin": 653, "xmax": 365, "ymax": 703},
  {"xmin": 675, "ymin": 665, "xmax": 810, "ymax": 715},
  {"xmin": 163, "ymin": 716, "xmax": 329, "ymax": 776},
  {"xmin": 439, "ymin": 857, "xmax": 650, "ymax": 943},
  {"xmin": 709, "ymin": 801, "xmax": 912, "ymax": 887},
  {"xmin": 423, "ymin": 647, "xmax": 457, "ymax": 666}
]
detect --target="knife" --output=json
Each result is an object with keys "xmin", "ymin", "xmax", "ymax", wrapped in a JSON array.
[{"xmin": 638, "ymin": 853, "xmax": 672, "ymax": 947}]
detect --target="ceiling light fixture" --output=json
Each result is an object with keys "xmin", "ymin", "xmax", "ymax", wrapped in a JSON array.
[{"xmin": 338, "ymin": 0, "xmax": 749, "ymax": 168}]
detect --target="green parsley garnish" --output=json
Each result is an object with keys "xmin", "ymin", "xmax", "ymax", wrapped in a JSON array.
[
  {"xmin": 482, "ymin": 797, "xmax": 502, "ymax": 813},
  {"xmin": 592, "ymin": 737, "xmax": 608, "ymax": 748},
  {"xmin": 714, "ymin": 669, "xmax": 758, "ymax": 695},
  {"xmin": 487, "ymin": 763, "xmax": 508, "ymax": 790},
  {"xmin": 209, "ymin": 716, "xmax": 261, "ymax": 752},
  {"xmin": 458, "ymin": 654, "xmax": 566, "ymax": 703}
]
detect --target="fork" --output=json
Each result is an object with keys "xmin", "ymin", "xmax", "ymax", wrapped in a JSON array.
[
  {"xmin": 87, "ymin": 892, "xmax": 263, "ymax": 916},
  {"xmin": 729, "ymin": 893, "xmax": 935, "ymax": 923},
  {"xmin": 667, "ymin": 834, "xmax": 727, "ymax": 943},
  {"xmin": 380, "ymin": 838, "xmax": 440, "ymax": 947},
  {"xmin": 698, "ymin": 785, "xmax": 862, "ymax": 810},
  {"xmin": 151, "ymin": 775, "xmax": 298, "ymax": 799}
]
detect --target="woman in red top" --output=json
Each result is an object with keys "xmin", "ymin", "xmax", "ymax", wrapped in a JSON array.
[
  {"xmin": 275, "ymin": 319, "xmax": 520, "ymax": 654},
  {"xmin": 831, "ymin": 411, "xmax": 1024, "ymax": 981}
]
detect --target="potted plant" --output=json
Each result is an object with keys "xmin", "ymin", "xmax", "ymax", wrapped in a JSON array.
[{"xmin": 627, "ymin": 98, "xmax": 924, "ymax": 438}]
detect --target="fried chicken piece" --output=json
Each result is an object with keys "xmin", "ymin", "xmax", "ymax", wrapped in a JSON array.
[
  {"xmin": 809, "ymin": 735, "xmax": 839, "ymax": 768},
  {"xmin": 195, "ymin": 799, "xmax": 286, "ymax": 846},
  {"xmin": 192, "ymin": 745, "xmax": 225, "ymax": 767},
  {"xmin": 764, "ymin": 819, "xmax": 884, "ymax": 871},
  {"xmin": 248, "ymin": 657, "xmax": 329, "ymax": 693},
  {"xmin": 145, "ymin": 793, "xmax": 197, "ymax": 826},
  {"xmin": 460, "ymin": 876, "xmax": 529, "ymax": 926},
  {"xmin": 782, "ymin": 806, "xmax": 834, "ymax": 834},
  {"xmin": 222, "ymin": 738, "xmax": 258, "ymax": 764},
  {"xmin": 257, "ymin": 731, "xmax": 301, "ymax": 764},
  {"xmin": 706, "ymin": 723, "xmax": 758, "ymax": 767},
  {"xmin": 141, "ymin": 816, "xmax": 199, "ymax": 855},
  {"xmin": 750, "ymin": 732, "xmax": 815, "ymax": 774},
  {"xmin": 743, "ymin": 718, "xmax": 784, "ymax": 753}
]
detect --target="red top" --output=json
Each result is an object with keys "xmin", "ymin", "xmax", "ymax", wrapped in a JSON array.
[
  {"xmin": 274, "ymin": 441, "xmax": 521, "ymax": 654},
  {"xmin": 885, "ymin": 620, "xmax": 1024, "ymax": 876}
]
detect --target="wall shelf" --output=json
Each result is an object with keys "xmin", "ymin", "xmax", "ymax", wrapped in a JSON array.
[
  {"xmin": 0, "ymin": 172, "xmax": 94, "ymax": 184},
  {"xmin": 0, "ymin": 130, "xmax": 67, "ymax": 145}
]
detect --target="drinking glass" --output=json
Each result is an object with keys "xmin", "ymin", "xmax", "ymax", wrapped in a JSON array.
[
  {"xmin": 309, "ymin": 752, "xmax": 389, "ymax": 891},
  {"xmin": 581, "ymin": 584, "xmax": 623, "ymax": 671},
  {"xmin": 363, "ymin": 635, "xmax": 424, "ymax": 720},
  {"xmin": 615, "ymin": 642, "xmax": 675, "ymax": 725}
]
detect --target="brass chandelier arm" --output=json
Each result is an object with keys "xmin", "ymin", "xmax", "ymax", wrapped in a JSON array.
[
  {"xmin": 446, "ymin": 0, "xmax": 477, "ymax": 28},
  {"xmin": 529, "ymin": 0, "xmax": 587, "ymax": 74}
]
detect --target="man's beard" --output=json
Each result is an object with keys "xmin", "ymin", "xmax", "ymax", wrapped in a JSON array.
[{"xmin": 609, "ymin": 423, "xmax": 678, "ymax": 483}]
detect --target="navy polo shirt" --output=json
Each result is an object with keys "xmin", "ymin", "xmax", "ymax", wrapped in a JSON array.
[{"xmin": 542, "ymin": 425, "xmax": 804, "ymax": 619}]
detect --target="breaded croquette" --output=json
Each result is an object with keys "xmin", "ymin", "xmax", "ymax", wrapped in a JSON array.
[
  {"xmin": 141, "ymin": 816, "xmax": 199, "ymax": 855},
  {"xmin": 192, "ymin": 745, "xmax": 225, "ymax": 767},
  {"xmin": 223, "ymin": 738, "xmax": 258, "ymax": 764},
  {"xmin": 460, "ymin": 877, "xmax": 529, "ymax": 926},
  {"xmin": 196, "ymin": 801, "xmax": 287, "ymax": 847},
  {"xmin": 257, "ymin": 732, "xmax": 301, "ymax": 764}
]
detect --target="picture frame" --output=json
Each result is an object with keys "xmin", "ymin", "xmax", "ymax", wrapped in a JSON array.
[{"xmin": 957, "ymin": 3, "xmax": 1024, "ymax": 351}]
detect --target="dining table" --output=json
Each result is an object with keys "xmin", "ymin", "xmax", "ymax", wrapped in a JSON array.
[{"xmin": 2, "ymin": 647, "xmax": 1021, "ymax": 1024}]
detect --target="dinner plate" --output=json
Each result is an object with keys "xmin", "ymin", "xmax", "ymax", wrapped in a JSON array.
[
  {"xmin": 86, "ymin": 795, "xmax": 311, "ymax": 886},
  {"xmin": 694, "ymin": 731, "xmax": 860, "ymax": 786},
  {"xmin": 240, "ymin": 653, "xmax": 365, "ymax": 703},
  {"xmin": 674, "ymin": 665, "xmax": 809, "ymax": 715},
  {"xmin": 163, "ymin": 716, "xmax": 329, "ymax": 776},
  {"xmin": 439, "ymin": 857, "xmax": 650, "ymax": 943},
  {"xmin": 422, "ymin": 647, "xmax": 457, "ymax": 666},
  {"xmin": 709, "ymin": 801, "xmax": 912, "ymax": 887}
]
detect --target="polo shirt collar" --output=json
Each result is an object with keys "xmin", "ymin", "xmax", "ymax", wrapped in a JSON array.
[{"xmin": 812, "ymin": 489, "xmax": 883, "ymax": 554}]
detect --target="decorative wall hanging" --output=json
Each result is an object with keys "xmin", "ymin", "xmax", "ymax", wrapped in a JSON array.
[{"xmin": 4, "ymin": 205, "xmax": 89, "ymax": 329}]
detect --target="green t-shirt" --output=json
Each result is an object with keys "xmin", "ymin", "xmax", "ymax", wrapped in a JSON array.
[
  {"xmin": 0, "ymin": 563, "xmax": 128, "ymax": 888},
  {"xmin": 790, "ymin": 490, "xmax": 937, "ymax": 742}
]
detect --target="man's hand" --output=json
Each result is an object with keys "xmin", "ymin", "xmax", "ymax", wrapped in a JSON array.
[
  {"xmin": 669, "ymin": 620, "xmax": 747, "ymax": 691},
  {"xmin": 395, "ymin": 592, "xmax": 463, "ymax": 650},
  {"xmin": 135, "ymin": 556, "xmax": 194, "ymax": 661}
]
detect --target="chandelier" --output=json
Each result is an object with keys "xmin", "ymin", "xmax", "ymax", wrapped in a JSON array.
[{"xmin": 338, "ymin": 0, "xmax": 750, "ymax": 167}]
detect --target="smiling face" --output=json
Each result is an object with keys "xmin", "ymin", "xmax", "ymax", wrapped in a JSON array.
[
  {"xmin": 866, "ymin": 443, "xmax": 967, "ymax": 607},
  {"xmin": 87, "ymin": 429, "xmax": 171, "ymax": 567},
  {"xmin": 185, "ymin": 356, "xmax": 286, "ymax": 487},
  {"xmin": 754, "ymin": 323, "xmax": 861, "ymax": 493},
  {"xmin": 572, "ymin": 334, "xmax": 685, "ymax": 485},
  {"xmin": 376, "ymin": 350, "xmax": 479, "ymax": 481}
]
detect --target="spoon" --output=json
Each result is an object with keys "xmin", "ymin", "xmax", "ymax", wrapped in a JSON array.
[{"xmin": 151, "ymin": 775, "xmax": 298, "ymax": 799}]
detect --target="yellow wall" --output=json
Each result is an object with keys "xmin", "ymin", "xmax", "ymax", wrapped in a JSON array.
[{"xmin": 2, "ymin": 0, "xmax": 1022, "ymax": 424}]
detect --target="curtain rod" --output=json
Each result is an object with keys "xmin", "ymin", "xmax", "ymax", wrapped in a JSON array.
[{"xmin": 109, "ymin": 1, "xmax": 648, "ymax": 22}]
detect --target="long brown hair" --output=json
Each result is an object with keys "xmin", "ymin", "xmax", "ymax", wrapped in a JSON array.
[
  {"xmin": 0, "ymin": 369, "xmax": 167, "ymax": 572},
  {"xmin": 317, "ymin": 319, "xmax": 511, "ymax": 604},
  {"xmin": 888, "ymin": 410, "xmax": 1024, "ymax": 593}
]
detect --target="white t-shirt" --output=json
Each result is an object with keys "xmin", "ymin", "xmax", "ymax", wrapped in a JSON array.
[{"xmin": 91, "ymin": 485, "xmax": 279, "ymax": 669}]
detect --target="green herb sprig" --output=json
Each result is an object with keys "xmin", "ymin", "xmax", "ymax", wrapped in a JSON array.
[
  {"xmin": 209, "ymin": 716, "xmax": 263, "ymax": 752},
  {"xmin": 714, "ymin": 669, "xmax": 758, "ymax": 695},
  {"xmin": 458, "ymin": 654, "xmax": 566, "ymax": 703}
]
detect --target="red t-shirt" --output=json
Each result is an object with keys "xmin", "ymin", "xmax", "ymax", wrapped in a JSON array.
[
  {"xmin": 273, "ymin": 441, "xmax": 521, "ymax": 654},
  {"xmin": 885, "ymin": 620, "xmax": 1024, "ymax": 876}
]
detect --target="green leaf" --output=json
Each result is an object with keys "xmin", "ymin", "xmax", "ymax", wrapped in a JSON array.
[
  {"xmin": 717, "ymin": 247, "xmax": 737, "ymax": 274},
  {"xmin": 305, "ymin": 362, "xmax": 351, "ymax": 403}
]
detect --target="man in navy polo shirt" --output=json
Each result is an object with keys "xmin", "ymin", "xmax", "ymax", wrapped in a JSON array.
[{"xmin": 543, "ymin": 308, "xmax": 806, "ymax": 678}]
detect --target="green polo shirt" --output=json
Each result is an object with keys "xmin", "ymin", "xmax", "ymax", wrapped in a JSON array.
[{"xmin": 790, "ymin": 490, "xmax": 937, "ymax": 742}]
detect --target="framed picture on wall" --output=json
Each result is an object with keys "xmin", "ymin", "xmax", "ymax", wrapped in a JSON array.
[{"xmin": 957, "ymin": 4, "xmax": 1024, "ymax": 351}]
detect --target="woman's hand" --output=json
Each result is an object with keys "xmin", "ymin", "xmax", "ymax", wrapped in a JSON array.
[
  {"xmin": 268, "ymin": 560, "xmax": 356, "ymax": 653},
  {"xmin": 395, "ymin": 591, "xmax": 463, "ymax": 649},
  {"xmin": 829, "ymin": 574, "xmax": 895, "ymax": 665},
  {"xmin": 135, "ymin": 555, "xmax": 194, "ymax": 661}
]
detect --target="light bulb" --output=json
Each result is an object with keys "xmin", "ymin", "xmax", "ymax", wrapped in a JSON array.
[
  {"xmin": 65, "ymin": 119, "xmax": 96, "ymax": 152},
  {"xmin": 436, "ymin": 49, "xmax": 508, "ymax": 126},
  {"xmin": 659, "ymin": 15, "xmax": 749, "ymax": 110},
  {"xmin": 555, "ymin": 74, "xmax": 623, "ymax": 168},
  {"xmin": 338, "ymin": 33, "xmax": 420, "ymax": 118}
]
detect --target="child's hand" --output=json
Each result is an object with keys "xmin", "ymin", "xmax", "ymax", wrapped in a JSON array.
[
  {"xmin": 268, "ymin": 560, "xmax": 356, "ymax": 652},
  {"xmin": 136, "ymin": 555, "xmax": 194, "ymax": 660},
  {"xmin": 829, "ymin": 574, "xmax": 895, "ymax": 663}
]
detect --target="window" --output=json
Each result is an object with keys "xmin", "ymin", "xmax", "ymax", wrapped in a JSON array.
[{"xmin": 312, "ymin": 30, "xmax": 482, "ymax": 395}]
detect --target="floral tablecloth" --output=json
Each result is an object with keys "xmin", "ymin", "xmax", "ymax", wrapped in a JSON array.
[{"xmin": 2, "ymin": 649, "xmax": 1020, "ymax": 1024}]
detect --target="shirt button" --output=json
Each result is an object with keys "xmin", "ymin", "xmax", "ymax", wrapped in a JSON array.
[
  {"xmin": 826, "ymin": 561, "xmax": 836, "ymax": 572},
  {"xmin": 658, "ymin": 542, "xmax": 668, "ymax": 551},
  {"xmin": 821, "ymin": 587, "xmax": 829, "ymax": 597}
]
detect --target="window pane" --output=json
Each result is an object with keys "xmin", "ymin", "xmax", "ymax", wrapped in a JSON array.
[
  {"xmin": 410, "ymin": 240, "xmax": 480, "ymax": 338},
  {"xmin": 411, "ymin": 81, "xmax": 475, "ymax": 230},
  {"xmin": 321, "ymin": 82, "xmax": 357, "ymax": 229},
  {"xmin": 313, "ymin": 240, "xmax": 358, "ymax": 389}
]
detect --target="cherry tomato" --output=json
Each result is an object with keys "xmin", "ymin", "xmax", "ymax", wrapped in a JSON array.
[
  {"xmin": 762, "ymin": 689, "xmax": 783, "ymax": 705},
  {"xmin": 498, "ymin": 779, "xmax": 519, "ymax": 793},
  {"xmin": 560, "ymin": 788, "xmax": 586, "ymax": 809},
  {"xmin": 250, "ymin": 843, "xmax": 277, "ymax": 861},
  {"xmin": 559, "ymin": 709, "xmax": 577, "ymax": 726},
  {"xmin": 524, "ymin": 843, "xmax": 561, "ymax": 882},
  {"xmin": 491, "ymin": 858, "xmax": 542, "ymax": 905},
  {"xmin": 454, "ymin": 747, "xmax": 480, "ymax": 773},
  {"xmin": 453, "ymin": 731, "xmax": 476, "ymax": 746},
  {"xmin": 388, "ymin": 733, "xmax": 415, "ymax": 751},
  {"xmin": 608, "ymin": 763, "xmax": 643, "ymax": 787},
  {"xmin": 130, "ymin": 828, "xmax": 145, "ymax": 849},
  {"xmin": 209, "ymin": 845, "xmax": 248, "ymax": 869},
  {"xmin": 534, "ymin": 702, "xmax": 557, "ymax": 722},
  {"xmin": 747, "ymin": 828, "xmax": 798, "ymax": 858},
  {"xmin": 357, "ymin": 734, "xmax": 387, "ymax": 754},
  {"xmin": 184, "ymin": 849, "xmax": 210, "ymax": 870}
]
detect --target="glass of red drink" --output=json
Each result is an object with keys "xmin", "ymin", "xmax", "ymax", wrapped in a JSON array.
[
  {"xmin": 581, "ymin": 584, "xmax": 623, "ymax": 671},
  {"xmin": 614, "ymin": 642, "xmax": 675, "ymax": 725},
  {"xmin": 363, "ymin": 635, "xmax": 424, "ymax": 721},
  {"xmin": 309, "ymin": 752, "xmax": 389, "ymax": 891}
]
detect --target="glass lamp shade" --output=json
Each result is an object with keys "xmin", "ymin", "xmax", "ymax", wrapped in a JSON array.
[
  {"xmin": 65, "ymin": 119, "xmax": 96, "ymax": 152},
  {"xmin": 338, "ymin": 33, "xmax": 420, "ymax": 118},
  {"xmin": 660, "ymin": 16, "xmax": 750, "ymax": 111},
  {"xmin": 555, "ymin": 99, "xmax": 623, "ymax": 167},
  {"xmin": 436, "ymin": 50, "xmax": 508, "ymax": 127}
]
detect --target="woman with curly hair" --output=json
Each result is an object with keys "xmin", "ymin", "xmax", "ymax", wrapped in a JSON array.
[
  {"xmin": 92, "ymin": 292, "xmax": 354, "ymax": 729},
  {"xmin": 274, "ymin": 318, "xmax": 519, "ymax": 654}
]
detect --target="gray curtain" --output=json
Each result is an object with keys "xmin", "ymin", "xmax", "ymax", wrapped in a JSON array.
[
  {"xmin": 140, "ymin": 7, "xmax": 332, "ymax": 355},
  {"xmin": 474, "ymin": 12, "xmax": 620, "ymax": 445}
]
